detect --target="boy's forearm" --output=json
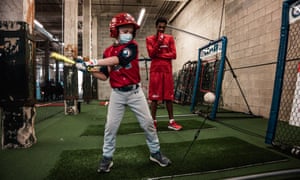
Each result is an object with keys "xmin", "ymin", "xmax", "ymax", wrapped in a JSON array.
[
  {"xmin": 91, "ymin": 72, "xmax": 108, "ymax": 81},
  {"xmin": 95, "ymin": 56, "xmax": 119, "ymax": 66}
]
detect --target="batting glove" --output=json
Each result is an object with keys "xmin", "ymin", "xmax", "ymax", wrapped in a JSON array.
[
  {"xmin": 85, "ymin": 59, "xmax": 98, "ymax": 67},
  {"xmin": 75, "ymin": 57, "xmax": 87, "ymax": 72}
]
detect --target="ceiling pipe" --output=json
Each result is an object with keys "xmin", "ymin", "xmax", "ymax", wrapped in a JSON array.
[
  {"xmin": 167, "ymin": 24, "xmax": 213, "ymax": 42},
  {"xmin": 34, "ymin": 19, "xmax": 60, "ymax": 42},
  {"xmin": 168, "ymin": 0, "xmax": 191, "ymax": 23}
]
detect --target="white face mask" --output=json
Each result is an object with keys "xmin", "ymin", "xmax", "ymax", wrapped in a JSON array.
[{"xmin": 119, "ymin": 34, "xmax": 133, "ymax": 44}]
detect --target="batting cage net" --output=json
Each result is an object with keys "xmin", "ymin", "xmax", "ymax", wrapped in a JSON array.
[
  {"xmin": 189, "ymin": 36, "xmax": 227, "ymax": 120},
  {"xmin": 174, "ymin": 60, "xmax": 198, "ymax": 105},
  {"xmin": 265, "ymin": 0, "xmax": 300, "ymax": 157}
]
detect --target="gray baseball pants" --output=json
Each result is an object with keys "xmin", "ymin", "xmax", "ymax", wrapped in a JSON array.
[{"xmin": 102, "ymin": 86, "xmax": 160, "ymax": 158}]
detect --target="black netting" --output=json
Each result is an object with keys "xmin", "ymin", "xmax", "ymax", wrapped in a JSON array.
[
  {"xmin": 174, "ymin": 61, "xmax": 198, "ymax": 105},
  {"xmin": 274, "ymin": 20, "xmax": 300, "ymax": 150}
]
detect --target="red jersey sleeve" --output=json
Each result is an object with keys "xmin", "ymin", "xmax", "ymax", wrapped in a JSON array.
[
  {"xmin": 156, "ymin": 35, "xmax": 176, "ymax": 60},
  {"xmin": 146, "ymin": 35, "xmax": 160, "ymax": 59}
]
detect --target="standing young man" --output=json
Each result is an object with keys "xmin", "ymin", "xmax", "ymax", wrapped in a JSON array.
[
  {"xmin": 146, "ymin": 17, "xmax": 183, "ymax": 131},
  {"xmin": 76, "ymin": 13, "xmax": 171, "ymax": 173}
]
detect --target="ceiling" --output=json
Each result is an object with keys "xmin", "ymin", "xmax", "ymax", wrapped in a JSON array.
[{"xmin": 34, "ymin": 0, "xmax": 189, "ymax": 46}]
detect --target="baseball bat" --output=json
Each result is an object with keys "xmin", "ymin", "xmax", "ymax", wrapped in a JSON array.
[
  {"xmin": 50, "ymin": 52, "xmax": 100, "ymax": 72},
  {"xmin": 50, "ymin": 52, "xmax": 76, "ymax": 64}
]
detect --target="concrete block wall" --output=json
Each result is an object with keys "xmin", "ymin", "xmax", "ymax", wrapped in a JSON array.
[
  {"xmin": 171, "ymin": 0, "xmax": 282, "ymax": 118},
  {"xmin": 171, "ymin": 0, "xmax": 226, "ymax": 71},
  {"xmin": 223, "ymin": 0, "xmax": 281, "ymax": 117}
]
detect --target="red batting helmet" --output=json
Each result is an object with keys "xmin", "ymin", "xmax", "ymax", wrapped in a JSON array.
[{"xmin": 109, "ymin": 13, "xmax": 140, "ymax": 38}]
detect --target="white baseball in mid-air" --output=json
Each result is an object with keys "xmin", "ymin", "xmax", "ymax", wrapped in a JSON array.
[{"xmin": 204, "ymin": 92, "xmax": 216, "ymax": 103}]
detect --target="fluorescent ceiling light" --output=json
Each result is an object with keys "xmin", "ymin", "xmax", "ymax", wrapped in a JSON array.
[
  {"xmin": 34, "ymin": 19, "xmax": 43, "ymax": 28},
  {"xmin": 137, "ymin": 8, "xmax": 146, "ymax": 26}
]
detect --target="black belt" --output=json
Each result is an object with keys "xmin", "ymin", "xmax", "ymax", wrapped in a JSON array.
[{"xmin": 115, "ymin": 84, "xmax": 139, "ymax": 92}]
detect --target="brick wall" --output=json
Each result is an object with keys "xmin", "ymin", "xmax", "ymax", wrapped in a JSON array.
[{"xmin": 223, "ymin": 0, "xmax": 281, "ymax": 117}]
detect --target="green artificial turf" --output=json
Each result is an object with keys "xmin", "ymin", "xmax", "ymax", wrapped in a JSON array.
[
  {"xmin": 80, "ymin": 119, "xmax": 214, "ymax": 136},
  {"xmin": 46, "ymin": 137, "xmax": 287, "ymax": 180},
  {"xmin": 35, "ymin": 106, "xmax": 64, "ymax": 123}
]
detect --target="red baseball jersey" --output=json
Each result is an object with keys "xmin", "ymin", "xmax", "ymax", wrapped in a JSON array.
[
  {"xmin": 146, "ymin": 34, "xmax": 176, "ymax": 100},
  {"xmin": 103, "ymin": 40, "xmax": 141, "ymax": 88},
  {"xmin": 146, "ymin": 34, "xmax": 176, "ymax": 73}
]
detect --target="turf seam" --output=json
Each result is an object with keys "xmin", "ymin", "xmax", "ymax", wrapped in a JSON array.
[{"xmin": 147, "ymin": 159, "xmax": 289, "ymax": 180}]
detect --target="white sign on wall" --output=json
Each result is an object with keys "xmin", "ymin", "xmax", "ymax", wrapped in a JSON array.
[{"xmin": 289, "ymin": 0, "xmax": 300, "ymax": 24}]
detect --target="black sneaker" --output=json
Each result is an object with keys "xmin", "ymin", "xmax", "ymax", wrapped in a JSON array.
[
  {"xmin": 97, "ymin": 156, "xmax": 113, "ymax": 173},
  {"xmin": 150, "ymin": 152, "xmax": 171, "ymax": 167}
]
